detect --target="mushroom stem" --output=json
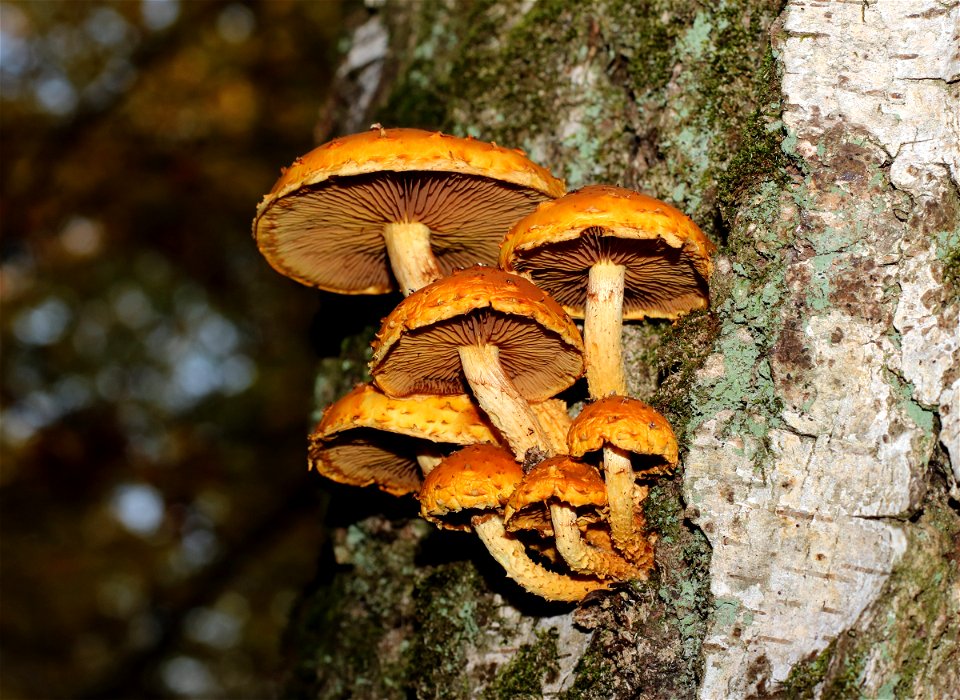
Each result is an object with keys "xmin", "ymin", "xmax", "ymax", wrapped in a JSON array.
[
  {"xmin": 549, "ymin": 502, "xmax": 642, "ymax": 580},
  {"xmin": 416, "ymin": 451, "xmax": 443, "ymax": 476},
  {"xmin": 382, "ymin": 222, "xmax": 443, "ymax": 295},
  {"xmin": 584, "ymin": 260, "xmax": 626, "ymax": 398},
  {"xmin": 603, "ymin": 445, "xmax": 647, "ymax": 563},
  {"xmin": 458, "ymin": 344, "xmax": 559, "ymax": 457},
  {"xmin": 472, "ymin": 514, "xmax": 607, "ymax": 601}
]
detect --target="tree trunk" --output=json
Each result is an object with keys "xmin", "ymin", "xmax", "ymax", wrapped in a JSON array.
[{"xmin": 284, "ymin": 1, "xmax": 960, "ymax": 698}]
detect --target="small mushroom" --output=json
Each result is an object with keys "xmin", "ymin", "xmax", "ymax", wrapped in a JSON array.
[
  {"xmin": 568, "ymin": 395, "xmax": 678, "ymax": 563},
  {"xmin": 501, "ymin": 184, "xmax": 715, "ymax": 398},
  {"xmin": 504, "ymin": 455, "xmax": 645, "ymax": 580},
  {"xmin": 419, "ymin": 444, "xmax": 606, "ymax": 601},
  {"xmin": 254, "ymin": 127, "xmax": 565, "ymax": 296},
  {"xmin": 370, "ymin": 266, "xmax": 583, "ymax": 459},
  {"xmin": 309, "ymin": 383, "xmax": 500, "ymax": 494}
]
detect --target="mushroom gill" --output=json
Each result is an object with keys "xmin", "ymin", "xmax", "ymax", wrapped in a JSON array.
[
  {"xmin": 509, "ymin": 227, "xmax": 708, "ymax": 319},
  {"xmin": 269, "ymin": 171, "xmax": 550, "ymax": 293}
]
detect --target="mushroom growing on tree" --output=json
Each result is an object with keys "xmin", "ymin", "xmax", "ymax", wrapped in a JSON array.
[
  {"xmin": 369, "ymin": 266, "xmax": 584, "ymax": 459},
  {"xmin": 504, "ymin": 455, "xmax": 648, "ymax": 579},
  {"xmin": 419, "ymin": 444, "xmax": 607, "ymax": 602},
  {"xmin": 568, "ymin": 395, "xmax": 678, "ymax": 563},
  {"xmin": 254, "ymin": 127, "xmax": 565, "ymax": 296},
  {"xmin": 309, "ymin": 383, "xmax": 500, "ymax": 494},
  {"xmin": 371, "ymin": 266, "xmax": 639, "ymax": 579},
  {"xmin": 500, "ymin": 184, "xmax": 715, "ymax": 398}
]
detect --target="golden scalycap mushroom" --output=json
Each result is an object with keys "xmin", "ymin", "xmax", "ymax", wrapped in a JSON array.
[
  {"xmin": 418, "ymin": 444, "xmax": 523, "ymax": 531},
  {"xmin": 501, "ymin": 184, "xmax": 714, "ymax": 398},
  {"xmin": 371, "ymin": 266, "xmax": 584, "ymax": 459},
  {"xmin": 503, "ymin": 455, "xmax": 642, "ymax": 580},
  {"xmin": 500, "ymin": 184, "xmax": 715, "ymax": 320},
  {"xmin": 568, "ymin": 395, "xmax": 677, "ymax": 564},
  {"xmin": 419, "ymin": 444, "xmax": 608, "ymax": 602},
  {"xmin": 309, "ymin": 384, "xmax": 500, "ymax": 496},
  {"xmin": 371, "ymin": 266, "xmax": 583, "ymax": 402},
  {"xmin": 568, "ymin": 395, "xmax": 679, "ymax": 469},
  {"xmin": 254, "ymin": 127, "xmax": 565, "ymax": 295},
  {"xmin": 504, "ymin": 456, "xmax": 608, "ymax": 536}
]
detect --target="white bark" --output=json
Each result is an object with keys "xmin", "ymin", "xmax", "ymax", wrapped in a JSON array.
[{"xmin": 687, "ymin": 1, "xmax": 960, "ymax": 696}]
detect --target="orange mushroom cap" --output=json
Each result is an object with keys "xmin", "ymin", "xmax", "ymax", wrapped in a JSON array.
[
  {"xmin": 370, "ymin": 266, "xmax": 584, "ymax": 402},
  {"xmin": 313, "ymin": 383, "xmax": 498, "ymax": 445},
  {"xmin": 503, "ymin": 456, "xmax": 607, "ymax": 536},
  {"xmin": 500, "ymin": 184, "xmax": 715, "ymax": 320},
  {"xmin": 418, "ymin": 444, "xmax": 523, "ymax": 531},
  {"xmin": 254, "ymin": 128, "xmax": 565, "ymax": 294},
  {"xmin": 309, "ymin": 384, "xmax": 500, "ymax": 496},
  {"xmin": 568, "ymin": 395, "xmax": 679, "ymax": 471}
]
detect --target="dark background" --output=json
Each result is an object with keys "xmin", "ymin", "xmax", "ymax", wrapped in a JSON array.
[{"xmin": 0, "ymin": 1, "xmax": 365, "ymax": 697}]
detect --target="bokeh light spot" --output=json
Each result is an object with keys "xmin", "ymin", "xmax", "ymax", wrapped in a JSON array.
[
  {"xmin": 140, "ymin": 0, "xmax": 180, "ymax": 32},
  {"xmin": 216, "ymin": 4, "xmax": 255, "ymax": 44},
  {"xmin": 13, "ymin": 297, "xmax": 72, "ymax": 346},
  {"xmin": 161, "ymin": 656, "xmax": 219, "ymax": 697},
  {"xmin": 110, "ymin": 483, "xmax": 165, "ymax": 536}
]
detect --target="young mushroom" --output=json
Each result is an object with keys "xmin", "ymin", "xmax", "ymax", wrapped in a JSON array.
[
  {"xmin": 254, "ymin": 127, "xmax": 565, "ymax": 296},
  {"xmin": 419, "ymin": 444, "xmax": 607, "ymax": 601},
  {"xmin": 370, "ymin": 266, "xmax": 584, "ymax": 460},
  {"xmin": 309, "ymin": 383, "xmax": 500, "ymax": 494},
  {"xmin": 500, "ymin": 184, "xmax": 715, "ymax": 398},
  {"xmin": 568, "ymin": 395, "xmax": 678, "ymax": 563},
  {"xmin": 504, "ymin": 455, "xmax": 647, "ymax": 580}
]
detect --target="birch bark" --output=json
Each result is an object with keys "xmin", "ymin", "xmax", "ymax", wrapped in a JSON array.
[{"xmin": 687, "ymin": 3, "xmax": 959, "ymax": 695}]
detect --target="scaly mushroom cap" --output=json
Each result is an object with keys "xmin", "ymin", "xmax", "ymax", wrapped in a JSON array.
[
  {"xmin": 503, "ymin": 456, "xmax": 607, "ymax": 534},
  {"xmin": 418, "ymin": 444, "xmax": 523, "ymax": 531},
  {"xmin": 567, "ymin": 395, "xmax": 679, "ymax": 470},
  {"xmin": 500, "ymin": 184, "xmax": 715, "ymax": 320},
  {"xmin": 308, "ymin": 384, "xmax": 500, "ymax": 496},
  {"xmin": 312, "ymin": 383, "xmax": 498, "ymax": 445},
  {"xmin": 370, "ymin": 266, "xmax": 584, "ymax": 401},
  {"xmin": 254, "ymin": 128, "xmax": 565, "ymax": 294}
]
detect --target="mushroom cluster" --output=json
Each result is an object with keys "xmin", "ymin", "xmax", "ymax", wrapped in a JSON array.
[{"xmin": 253, "ymin": 126, "xmax": 714, "ymax": 602}]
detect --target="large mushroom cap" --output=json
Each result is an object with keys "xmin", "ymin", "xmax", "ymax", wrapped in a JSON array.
[
  {"xmin": 568, "ymin": 395, "xmax": 679, "ymax": 469},
  {"xmin": 370, "ymin": 266, "xmax": 584, "ymax": 401},
  {"xmin": 418, "ymin": 444, "xmax": 523, "ymax": 531},
  {"xmin": 254, "ymin": 127, "xmax": 565, "ymax": 294},
  {"xmin": 500, "ymin": 184, "xmax": 715, "ymax": 320}
]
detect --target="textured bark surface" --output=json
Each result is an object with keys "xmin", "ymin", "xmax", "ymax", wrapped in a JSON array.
[
  {"xmin": 285, "ymin": 1, "xmax": 960, "ymax": 698},
  {"xmin": 687, "ymin": 2, "xmax": 960, "ymax": 696}
]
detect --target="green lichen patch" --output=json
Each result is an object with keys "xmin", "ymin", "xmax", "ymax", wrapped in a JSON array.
[
  {"xmin": 557, "ymin": 643, "xmax": 615, "ymax": 700},
  {"xmin": 282, "ymin": 517, "xmax": 428, "ymax": 700},
  {"xmin": 716, "ymin": 48, "xmax": 792, "ymax": 220},
  {"xmin": 601, "ymin": 0, "xmax": 784, "ymax": 233},
  {"xmin": 405, "ymin": 561, "xmax": 495, "ymax": 700},
  {"xmin": 780, "ymin": 640, "xmax": 836, "ymax": 699},
  {"xmin": 649, "ymin": 310, "xmax": 720, "ymax": 436},
  {"xmin": 481, "ymin": 627, "xmax": 561, "ymax": 700},
  {"xmin": 686, "ymin": 182, "xmax": 798, "ymax": 458}
]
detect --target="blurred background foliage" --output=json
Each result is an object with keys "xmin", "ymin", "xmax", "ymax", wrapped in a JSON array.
[{"xmin": 0, "ymin": 1, "xmax": 364, "ymax": 697}]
